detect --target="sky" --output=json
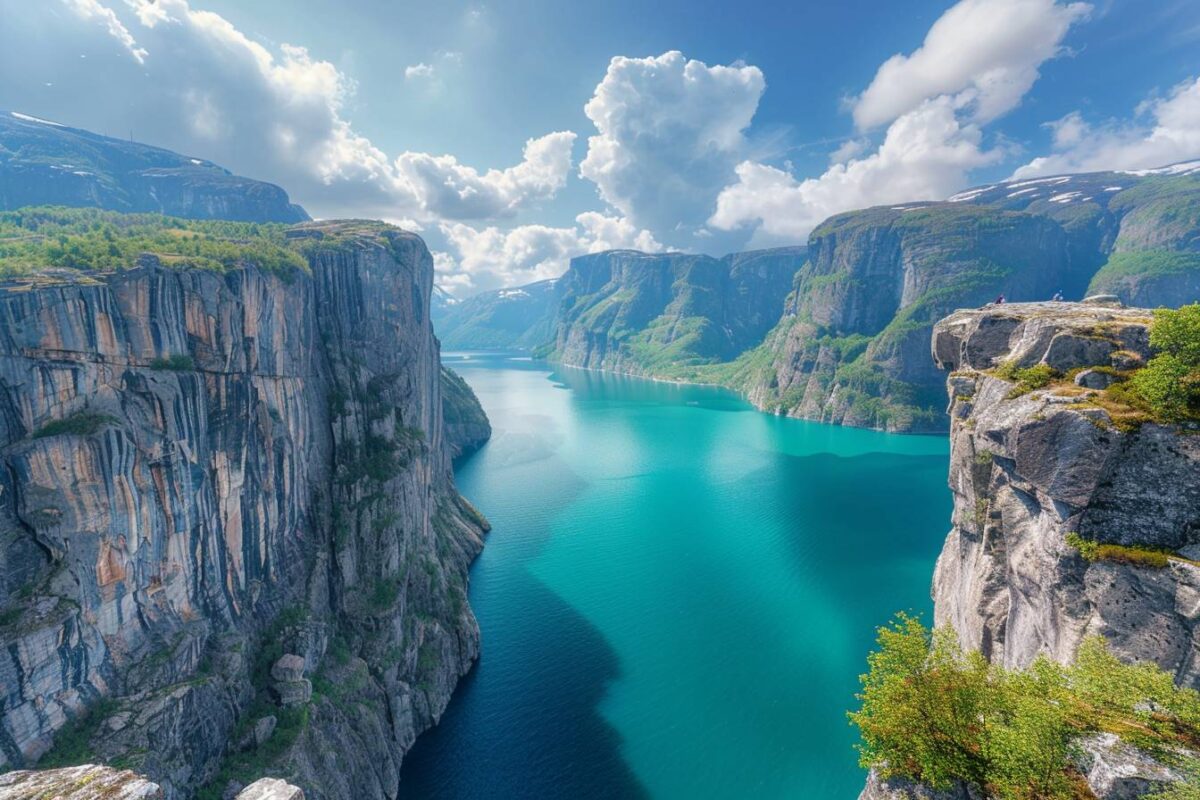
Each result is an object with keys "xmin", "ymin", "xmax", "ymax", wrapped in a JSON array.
[{"xmin": 2, "ymin": 0, "xmax": 1200, "ymax": 296}]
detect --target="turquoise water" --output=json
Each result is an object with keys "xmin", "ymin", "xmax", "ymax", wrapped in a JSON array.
[{"xmin": 401, "ymin": 353, "xmax": 950, "ymax": 799}]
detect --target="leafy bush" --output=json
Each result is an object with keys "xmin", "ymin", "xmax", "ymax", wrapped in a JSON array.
[
  {"xmin": 32, "ymin": 411, "xmax": 116, "ymax": 439},
  {"xmin": 1129, "ymin": 305, "xmax": 1200, "ymax": 421},
  {"xmin": 850, "ymin": 614, "xmax": 1200, "ymax": 800}
]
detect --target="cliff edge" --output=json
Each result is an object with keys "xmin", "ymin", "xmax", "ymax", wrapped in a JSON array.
[{"xmin": 0, "ymin": 218, "xmax": 489, "ymax": 798}]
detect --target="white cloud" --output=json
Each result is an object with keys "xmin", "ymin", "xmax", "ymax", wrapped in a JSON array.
[
  {"xmin": 395, "ymin": 132, "xmax": 577, "ymax": 219},
  {"xmin": 45, "ymin": 0, "xmax": 574, "ymax": 223},
  {"xmin": 1014, "ymin": 76, "xmax": 1200, "ymax": 177},
  {"xmin": 579, "ymin": 51, "xmax": 765, "ymax": 234},
  {"xmin": 852, "ymin": 0, "xmax": 1091, "ymax": 129},
  {"xmin": 404, "ymin": 62, "xmax": 435, "ymax": 81},
  {"xmin": 436, "ymin": 213, "xmax": 662, "ymax": 294},
  {"xmin": 710, "ymin": 97, "xmax": 1002, "ymax": 242},
  {"xmin": 63, "ymin": 0, "xmax": 147, "ymax": 63}
]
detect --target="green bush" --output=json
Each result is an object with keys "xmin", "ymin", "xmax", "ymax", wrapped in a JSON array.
[
  {"xmin": 32, "ymin": 411, "xmax": 116, "ymax": 439},
  {"xmin": 1066, "ymin": 532, "xmax": 1173, "ymax": 569},
  {"xmin": 850, "ymin": 614, "xmax": 1200, "ymax": 800},
  {"xmin": 1129, "ymin": 305, "xmax": 1200, "ymax": 420},
  {"xmin": 994, "ymin": 361, "xmax": 1059, "ymax": 398}
]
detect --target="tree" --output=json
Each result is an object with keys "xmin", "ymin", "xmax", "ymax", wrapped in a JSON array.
[{"xmin": 1132, "ymin": 305, "xmax": 1200, "ymax": 420}]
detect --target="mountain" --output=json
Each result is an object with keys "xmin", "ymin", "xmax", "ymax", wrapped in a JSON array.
[
  {"xmin": 729, "ymin": 164, "xmax": 1200, "ymax": 432},
  {"xmin": 0, "ymin": 111, "xmax": 309, "ymax": 222},
  {"xmin": 545, "ymin": 247, "xmax": 807, "ymax": 375},
  {"xmin": 0, "ymin": 210, "xmax": 488, "ymax": 799},
  {"xmin": 434, "ymin": 278, "xmax": 561, "ymax": 350}
]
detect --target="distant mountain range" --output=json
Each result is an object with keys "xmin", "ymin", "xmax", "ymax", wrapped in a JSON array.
[
  {"xmin": 0, "ymin": 111, "xmax": 308, "ymax": 222},
  {"xmin": 435, "ymin": 162, "xmax": 1200, "ymax": 432}
]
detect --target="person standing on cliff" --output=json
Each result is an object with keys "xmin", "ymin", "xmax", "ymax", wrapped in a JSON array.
[
  {"xmin": 1052, "ymin": 290, "xmax": 1064, "ymax": 301},
  {"xmin": 994, "ymin": 293, "xmax": 1006, "ymax": 305}
]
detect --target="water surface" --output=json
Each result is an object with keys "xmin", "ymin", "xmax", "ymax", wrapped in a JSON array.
[{"xmin": 402, "ymin": 354, "xmax": 950, "ymax": 799}]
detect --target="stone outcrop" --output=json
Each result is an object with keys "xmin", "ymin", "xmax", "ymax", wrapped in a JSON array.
[
  {"xmin": 0, "ymin": 111, "xmax": 308, "ymax": 222},
  {"xmin": 439, "ymin": 367, "xmax": 491, "ymax": 460},
  {"xmin": 0, "ymin": 221, "xmax": 489, "ymax": 798},
  {"xmin": 0, "ymin": 766, "xmax": 305, "ymax": 800},
  {"xmin": 929, "ymin": 302, "xmax": 1200, "ymax": 681},
  {"xmin": 860, "ymin": 300, "xmax": 1200, "ymax": 797}
]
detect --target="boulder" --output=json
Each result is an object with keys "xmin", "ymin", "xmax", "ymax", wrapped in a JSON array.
[
  {"xmin": 0, "ymin": 765, "xmax": 163, "ymax": 799},
  {"xmin": 236, "ymin": 778, "xmax": 305, "ymax": 800},
  {"xmin": 271, "ymin": 654, "xmax": 306, "ymax": 683},
  {"xmin": 1074, "ymin": 368, "xmax": 1118, "ymax": 390}
]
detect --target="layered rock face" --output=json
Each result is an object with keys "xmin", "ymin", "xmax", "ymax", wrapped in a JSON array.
[
  {"xmin": 738, "ymin": 206, "xmax": 1090, "ymax": 432},
  {"xmin": 930, "ymin": 302, "xmax": 1200, "ymax": 680},
  {"xmin": 0, "ymin": 111, "xmax": 309, "ymax": 223},
  {"xmin": 548, "ymin": 247, "xmax": 805, "ymax": 375},
  {"xmin": 0, "ymin": 222, "xmax": 488, "ymax": 798},
  {"xmin": 0, "ymin": 765, "xmax": 303, "ymax": 800}
]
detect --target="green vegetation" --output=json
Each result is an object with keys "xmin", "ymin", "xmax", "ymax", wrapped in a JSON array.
[
  {"xmin": 850, "ymin": 614, "xmax": 1200, "ymax": 800},
  {"xmin": 38, "ymin": 698, "xmax": 118, "ymax": 768},
  {"xmin": 0, "ymin": 207, "xmax": 308, "ymax": 277},
  {"xmin": 32, "ymin": 411, "xmax": 116, "ymax": 439},
  {"xmin": 994, "ymin": 361, "xmax": 1059, "ymax": 398},
  {"xmin": 1130, "ymin": 305, "xmax": 1200, "ymax": 421},
  {"xmin": 1065, "ymin": 532, "xmax": 1189, "ymax": 569},
  {"xmin": 1089, "ymin": 250, "xmax": 1200, "ymax": 291},
  {"xmin": 149, "ymin": 354, "xmax": 195, "ymax": 371}
]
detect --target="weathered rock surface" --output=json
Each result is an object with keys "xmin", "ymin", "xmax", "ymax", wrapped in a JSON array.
[
  {"xmin": 0, "ymin": 766, "xmax": 306, "ymax": 800},
  {"xmin": 929, "ymin": 302, "xmax": 1200, "ymax": 684},
  {"xmin": 858, "ymin": 769, "xmax": 979, "ymax": 800},
  {"xmin": 0, "ymin": 764, "xmax": 164, "ymax": 799},
  {"xmin": 0, "ymin": 221, "xmax": 489, "ymax": 798}
]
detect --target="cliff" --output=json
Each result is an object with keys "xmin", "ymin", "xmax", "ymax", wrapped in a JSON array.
[
  {"xmin": 733, "ymin": 164, "xmax": 1200, "ymax": 433},
  {"xmin": 439, "ymin": 367, "xmax": 491, "ymax": 459},
  {"xmin": 929, "ymin": 301, "xmax": 1198, "ymax": 681},
  {"xmin": 0, "ymin": 111, "xmax": 309, "ymax": 222},
  {"xmin": 546, "ymin": 247, "xmax": 805, "ymax": 376},
  {"xmin": 858, "ymin": 300, "xmax": 1200, "ymax": 799},
  {"xmin": 0, "ymin": 219, "xmax": 489, "ymax": 799}
]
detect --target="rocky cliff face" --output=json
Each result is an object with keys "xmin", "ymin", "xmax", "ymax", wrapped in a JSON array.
[
  {"xmin": 0, "ymin": 221, "xmax": 488, "ymax": 799},
  {"xmin": 547, "ymin": 247, "xmax": 805, "ymax": 376},
  {"xmin": 928, "ymin": 301, "xmax": 1199, "ymax": 683},
  {"xmin": 860, "ymin": 300, "xmax": 1200, "ymax": 799},
  {"xmin": 0, "ymin": 111, "xmax": 309, "ymax": 223},
  {"xmin": 737, "ymin": 206, "xmax": 1086, "ymax": 432},
  {"xmin": 439, "ymin": 367, "xmax": 491, "ymax": 460},
  {"xmin": 737, "ymin": 165, "xmax": 1200, "ymax": 433}
]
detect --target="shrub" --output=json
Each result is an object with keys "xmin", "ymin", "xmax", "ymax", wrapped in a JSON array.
[
  {"xmin": 1067, "ymin": 533, "xmax": 1173, "ymax": 569},
  {"xmin": 994, "ymin": 361, "xmax": 1059, "ymax": 398},
  {"xmin": 850, "ymin": 615, "xmax": 1200, "ymax": 800},
  {"xmin": 1128, "ymin": 305, "xmax": 1200, "ymax": 420},
  {"xmin": 149, "ymin": 354, "xmax": 195, "ymax": 371},
  {"xmin": 32, "ymin": 411, "xmax": 116, "ymax": 439}
]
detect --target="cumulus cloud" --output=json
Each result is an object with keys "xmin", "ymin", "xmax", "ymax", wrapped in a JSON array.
[
  {"xmin": 34, "ymin": 0, "xmax": 574, "ymax": 222},
  {"xmin": 852, "ymin": 0, "xmax": 1091, "ymax": 130},
  {"xmin": 436, "ymin": 213, "xmax": 662, "ymax": 293},
  {"xmin": 395, "ymin": 132, "xmax": 577, "ymax": 219},
  {"xmin": 1013, "ymin": 75, "xmax": 1200, "ymax": 177},
  {"xmin": 710, "ymin": 97, "xmax": 1002, "ymax": 241},
  {"xmin": 578, "ymin": 51, "xmax": 765, "ymax": 234},
  {"xmin": 707, "ymin": 0, "xmax": 1089, "ymax": 244}
]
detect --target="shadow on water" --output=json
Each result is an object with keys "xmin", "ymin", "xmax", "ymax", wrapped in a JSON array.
[
  {"xmin": 399, "ymin": 567, "xmax": 649, "ymax": 799},
  {"xmin": 400, "ymin": 357, "xmax": 650, "ymax": 798}
]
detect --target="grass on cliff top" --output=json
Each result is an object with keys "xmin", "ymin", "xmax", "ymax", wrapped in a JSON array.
[
  {"xmin": 851, "ymin": 614, "xmax": 1200, "ymax": 800},
  {"xmin": 1064, "ymin": 532, "xmax": 1200, "ymax": 569},
  {"xmin": 0, "ymin": 206, "xmax": 308, "ymax": 277}
]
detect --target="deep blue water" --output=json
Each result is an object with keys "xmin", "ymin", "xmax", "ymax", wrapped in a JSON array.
[{"xmin": 401, "ymin": 353, "xmax": 950, "ymax": 798}]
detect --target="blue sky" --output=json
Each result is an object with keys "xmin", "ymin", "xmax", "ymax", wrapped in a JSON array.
[{"xmin": 2, "ymin": 0, "xmax": 1199, "ymax": 294}]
